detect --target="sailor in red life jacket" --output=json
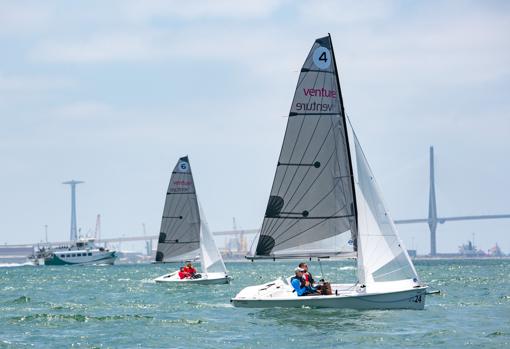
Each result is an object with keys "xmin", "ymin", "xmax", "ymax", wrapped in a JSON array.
[
  {"xmin": 178, "ymin": 267, "xmax": 190, "ymax": 280},
  {"xmin": 183, "ymin": 262, "xmax": 197, "ymax": 277}
]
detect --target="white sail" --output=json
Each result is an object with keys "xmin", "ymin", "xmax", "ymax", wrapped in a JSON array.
[
  {"xmin": 198, "ymin": 204, "xmax": 227, "ymax": 274},
  {"xmin": 155, "ymin": 156, "xmax": 200, "ymax": 263},
  {"xmin": 353, "ymin": 134, "xmax": 419, "ymax": 286}
]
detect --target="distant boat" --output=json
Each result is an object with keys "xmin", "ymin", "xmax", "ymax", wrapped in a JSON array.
[
  {"xmin": 231, "ymin": 35, "xmax": 427, "ymax": 309},
  {"xmin": 154, "ymin": 156, "xmax": 230, "ymax": 284},
  {"xmin": 30, "ymin": 238, "xmax": 116, "ymax": 266}
]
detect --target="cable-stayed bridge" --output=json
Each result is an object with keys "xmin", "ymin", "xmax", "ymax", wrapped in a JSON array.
[{"xmin": 394, "ymin": 146, "xmax": 510, "ymax": 255}]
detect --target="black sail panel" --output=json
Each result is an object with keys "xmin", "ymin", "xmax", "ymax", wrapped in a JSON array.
[
  {"xmin": 253, "ymin": 36, "xmax": 357, "ymax": 258},
  {"xmin": 155, "ymin": 156, "xmax": 200, "ymax": 262}
]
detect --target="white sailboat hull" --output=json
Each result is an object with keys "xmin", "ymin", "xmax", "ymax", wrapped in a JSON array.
[
  {"xmin": 231, "ymin": 279, "xmax": 427, "ymax": 310},
  {"xmin": 154, "ymin": 270, "xmax": 231, "ymax": 285}
]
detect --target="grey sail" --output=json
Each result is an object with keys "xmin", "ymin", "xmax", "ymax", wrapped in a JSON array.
[
  {"xmin": 251, "ymin": 35, "xmax": 357, "ymax": 259},
  {"xmin": 155, "ymin": 156, "xmax": 200, "ymax": 262}
]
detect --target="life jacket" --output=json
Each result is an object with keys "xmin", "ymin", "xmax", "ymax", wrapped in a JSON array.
[
  {"xmin": 178, "ymin": 271, "xmax": 189, "ymax": 279},
  {"xmin": 290, "ymin": 276, "xmax": 305, "ymax": 290},
  {"xmin": 184, "ymin": 266, "xmax": 196, "ymax": 275},
  {"xmin": 304, "ymin": 272, "xmax": 315, "ymax": 284}
]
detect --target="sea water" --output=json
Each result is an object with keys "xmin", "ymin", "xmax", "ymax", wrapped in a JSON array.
[{"xmin": 0, "ymin": 259, "xmax": 509, "ymax": 348}]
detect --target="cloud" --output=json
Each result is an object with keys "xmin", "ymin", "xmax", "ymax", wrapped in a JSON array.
[
  {"xmin": 0, "ymin": 2, "xmax": 53, "ymax": 36},
  {"xmin": 51, "ymin": 101, "xmax": 116, "ymax": 121},
  {"xmin": 121, "ymin": 0, "xmax": 287, "ymax": 21},
  {"xmin": 296, "ymin": 0, "xmax": 397, "ymax": 24},
  {"xmin": 0, "ymin": 73, "xmax": 75, "ymax": 92}
]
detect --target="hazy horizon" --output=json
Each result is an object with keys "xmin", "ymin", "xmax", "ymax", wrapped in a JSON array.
[{"xmin": 1, "ymin": 1, "xmax": 509, "ymax": 254}]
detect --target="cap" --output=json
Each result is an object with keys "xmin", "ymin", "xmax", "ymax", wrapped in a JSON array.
[{"xmin": 295, "ymin": 267, "xmax": 305, "ymax": 272}]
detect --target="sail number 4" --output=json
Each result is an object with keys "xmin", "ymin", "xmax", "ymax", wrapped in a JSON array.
[{"xmin": 313, "ymin": 47, "xmax": 331, "ymax": 70}]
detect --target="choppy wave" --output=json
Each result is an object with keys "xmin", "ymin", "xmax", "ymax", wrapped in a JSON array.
[
  {"xmin": 9, "ymin": 313, "xmax": 154, "ymax": 323},
  {"xmin": 0, "ymin": 262, "xmax": 34, "ymax": 268}
]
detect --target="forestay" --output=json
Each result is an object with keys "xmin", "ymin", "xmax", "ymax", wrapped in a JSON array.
[
  {"xmin": 156, "ymin": 156, "xmax": 200, "ymax": 262},
  {"xmin": 199, "ymin": 203, "xmax": 227, "ymax": 274},
  {"xmin": 251, "ymin": 36, "xmax": 357, "ymax": 259},
  {"xmin": 353, "ymin": 135, "xmax": 419, "ymax": 285}
]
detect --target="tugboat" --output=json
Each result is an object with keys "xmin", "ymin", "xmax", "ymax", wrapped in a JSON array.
[{"xmin": 31, "ymin": 238, "xmax": 116, "ymax": 266}]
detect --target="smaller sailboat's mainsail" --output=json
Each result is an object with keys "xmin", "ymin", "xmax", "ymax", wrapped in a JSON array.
[
  {"xmin": 199, "ymin": 204, "xmax": 227, "ymax": 274},
  {"xmin": 156, "ymin": 156, "xmax": 200, "ymax": 263},
  {"xmin": 353, "ymin": 134, "xmax": 419, "ymax": 285},
  {"xmin": 250, "ymin": 35, "xmax": 357, "ymax": 259}
]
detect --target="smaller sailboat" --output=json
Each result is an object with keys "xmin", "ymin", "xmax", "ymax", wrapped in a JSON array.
[{"xmin": 154, "ymin": 156, "xmax": 230, "ymax": 284}]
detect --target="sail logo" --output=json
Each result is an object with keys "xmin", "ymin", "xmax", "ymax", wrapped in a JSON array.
[
  {"xmin": 173, "ymin": 180, "xmax": 192, "ymax": 186},
  {"xmin": 303, "ymin": 88, "xmax": 337, "ymax": 99},
  {"xmin": 312, "ymin": 46, "xmax": 331, "ymax": 70},
  {"xmin": 295, "ymin": 101, "xmax": 335, "ymax": 112}
]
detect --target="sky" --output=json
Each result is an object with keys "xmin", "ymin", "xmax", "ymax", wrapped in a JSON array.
[{"xmin": 0, "ymin": 0, "xmax": 509, "ymax": 255}]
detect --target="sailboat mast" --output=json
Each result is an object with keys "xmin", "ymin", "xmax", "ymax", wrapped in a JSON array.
[{"xmin": 328, "ymin": 33, "xmax": 359, "ymax": 241}]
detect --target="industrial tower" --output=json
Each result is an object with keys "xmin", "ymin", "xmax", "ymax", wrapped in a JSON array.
[
  {"xmin": 395, "ymin": 147, "xmax": 510, "ymax": 256},
  {"xmin": 62, "ymin": 180, "xmax": 84, "ymax": 241}
]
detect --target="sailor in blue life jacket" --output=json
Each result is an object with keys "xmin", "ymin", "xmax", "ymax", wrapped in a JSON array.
[{"xmin": 291, "ymin": 267, "xmax": 320, "ymax": 296}]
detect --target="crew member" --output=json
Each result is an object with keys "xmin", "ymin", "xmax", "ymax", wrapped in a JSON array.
[
  {"xmin": 183, "ymin": 262, "xmax": 197, "ymax": 277},
  {"xmin": 291, "ymin": 267, "xmax": 319, "ymax": 296},
  {"xmin": 178, "ymin": 267, "xmax": 190, "ymax": 279}
]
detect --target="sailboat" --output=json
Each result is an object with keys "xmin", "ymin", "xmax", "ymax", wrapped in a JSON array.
[
  {"xmin": 231, "ymin": 35, "xmax": 427, "ymax": 309},
  {"xmin": 153, "ymin": 156, "xmax": 231, "ymax": 284}
]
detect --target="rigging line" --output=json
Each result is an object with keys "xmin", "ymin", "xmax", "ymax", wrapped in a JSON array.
[
  {"xmin": 266, "ymin": 71, "xmax": 330, "ymax": 235},
  {"xmin": 264, "ymin": 128, "xmax": 340, "ymax": 238},
  {"xmin": 273, "ymin": 67, "xmax": 322, "ymax": 196},
  {"xmin": 273, "ymin": 206, "xmax": 348, "ymax": 248}
]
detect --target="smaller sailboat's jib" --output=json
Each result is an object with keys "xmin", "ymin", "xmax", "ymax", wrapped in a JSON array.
[
  {"xmin": 156, "ymin": 156, "xmax": 200, "ymax": 263},
  {"xmin": 199, "ymin": 204, "xmax": 228, "ymax": 274},
  {"xmin": 250, "ymin": 35, "xmax": 357, "ymax": 259}
]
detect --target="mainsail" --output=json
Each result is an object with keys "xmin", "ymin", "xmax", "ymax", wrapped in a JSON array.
[
  {"xmin": 156, "ymin": 156, "xmax": 200, "ymax": 262},
  {"xmin": 251, "ymin": 35, "xmax": 357, "ymax": 259},
  {"xmin": 353, "ymin": 134, "xmax": 419, "ymax": 285}
]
